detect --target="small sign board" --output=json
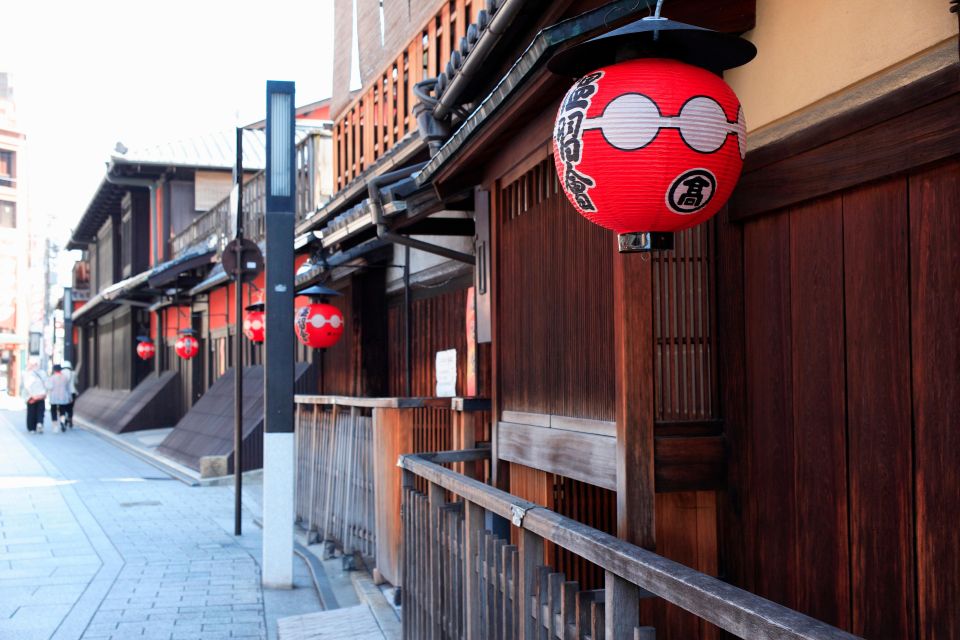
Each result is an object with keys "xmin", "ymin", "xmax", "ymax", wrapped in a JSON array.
[
  {"xmin": 435, "ymin": 349, "xmax": 457, "ymax": 397},
  {"xmin": 222, "ymin": 238, "xmax": 264, "ymax": 283}
]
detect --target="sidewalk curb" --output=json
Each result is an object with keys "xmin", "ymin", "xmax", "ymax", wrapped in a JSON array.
[{"xmin": 73, "ymin": 417, "xmax": 201, "ymax": 486}]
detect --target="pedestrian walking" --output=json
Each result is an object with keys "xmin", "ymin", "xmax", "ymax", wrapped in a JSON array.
[
  {"xmin": 61, "ymin": 360, "xmax": 78, "ymax": 428},
  {"xmin": 21, "ymin": 358, "xmax": 47, "ymax": 433},
  {"xmin": 47, "ymin": 363, "xmax": 74, "ymax": 432}
]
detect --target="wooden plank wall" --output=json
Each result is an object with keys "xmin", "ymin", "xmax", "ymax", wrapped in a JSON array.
[
  {"xmin": 495, "ymin": 156, "xmax": 721, "ymax": 639},
  {"xmin": 497, "ymin": 157, "xmax": 615, "ymax": 421},
  {"xmin": 724, "ymin": 157, "xmax": 960, "ymax": 639}
]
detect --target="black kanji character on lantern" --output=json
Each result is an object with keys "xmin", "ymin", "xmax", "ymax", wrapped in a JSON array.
[{"xmin": 667, "ymin": 169, "xmax": 717, "ymax": 214}]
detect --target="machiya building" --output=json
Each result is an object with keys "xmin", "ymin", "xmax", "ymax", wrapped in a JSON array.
[
  {"xmin": 0, "ymin": 72, "xmax": 35, "ymax": 396},
  {"xmin": 67, "ymin": 2, "xmax": 960, "ymax": 638}
]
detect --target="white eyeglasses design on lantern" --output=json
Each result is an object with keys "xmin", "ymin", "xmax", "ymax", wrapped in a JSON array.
[
  {"xmin": 306, "ymin": 313, "xmax": 342, "ymax": 329},
  {"xmin": 583, "ymin": 94, "xmax": 746, "ymax": 159}
]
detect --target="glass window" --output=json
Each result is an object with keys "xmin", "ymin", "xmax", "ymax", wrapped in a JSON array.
[
  {"xmin": 0, "ymin": 150, "xmax": 13, "ymax": 187},
  {"xmin": 0, "ymin": 201, "xmax": 14, "ymax": 228}
]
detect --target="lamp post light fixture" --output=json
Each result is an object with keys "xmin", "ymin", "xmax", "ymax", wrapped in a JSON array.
[
  {"xmin": 262, "ymin": 80, "xmax": 296, "ymax": 590},
  {"xmin": 548, "ymin": 9, "xmax": 756, "ymax": 252}
]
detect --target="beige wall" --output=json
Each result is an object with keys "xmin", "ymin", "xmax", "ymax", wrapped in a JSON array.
[{"xmin": 727, "ymin": 0, "xmax": 958, "ymax": 133}]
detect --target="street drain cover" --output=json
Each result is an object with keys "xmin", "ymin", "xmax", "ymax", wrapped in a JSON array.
[{"xmin": 120, "ymin": 501, "xmax": 162, "ymax": 507}]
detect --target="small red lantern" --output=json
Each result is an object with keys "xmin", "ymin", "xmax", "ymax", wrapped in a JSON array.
[
  {"xmin": 294, "ymin": 285, "xmax": 344, "ymax": 350},
  {"xmin": 175, "ymin": 330, "xmax": 199, "ymax": 360},
  {"xmin": 243, "ymin": 302, "xmax": 265, "ymax": 343},
  {"xmin": 136, "ymin": 336, "xmax": 155, "ymax": 361},
  {"xmin": 549, "ymin": 15, "xmax": 756, "ymax": 251}
]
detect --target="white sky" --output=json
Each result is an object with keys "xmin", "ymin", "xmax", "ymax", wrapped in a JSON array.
[{"xmin": 0, "ymin": 0, "xmax": 335, "ymax": 247}]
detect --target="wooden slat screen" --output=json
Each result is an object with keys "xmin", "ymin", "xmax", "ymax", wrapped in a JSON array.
[{"xmin": 652, "ymin": 220, "xmax": 719, "ymax": 421}]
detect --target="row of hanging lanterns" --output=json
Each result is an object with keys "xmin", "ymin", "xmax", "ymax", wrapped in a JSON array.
[{"xmin": 135, "ymin": 286, "xmax": 345, "ymax": 361}]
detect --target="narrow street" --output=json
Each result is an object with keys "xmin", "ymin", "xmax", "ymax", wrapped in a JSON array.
[{"xmin": 0, "ymin": 402, "xmax": 320, "ymax": 640}]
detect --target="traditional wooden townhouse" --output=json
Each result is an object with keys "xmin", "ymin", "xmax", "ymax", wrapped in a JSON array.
[
  {"xmin": 68, "ymin": 102, "xmax": 333, "ymax": 474},
  {"xmin": 287, "ymin": 1, "xmax": 959, "ymax": 639}
]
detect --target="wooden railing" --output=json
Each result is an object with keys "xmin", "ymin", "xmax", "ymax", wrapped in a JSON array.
[
  {"xmin": 332, "ymin": 0, "xmax": 481, "ymax": 191},
  {"xmin": 293, "ymin": 395, "xmax": 490, "ymax": 582},
  {"xmin": 400, "ymin": 449, "xmax": 863, "ymax": 640},
  {"xmin": 169, "ymin": 134, "xmax": 314, "ymax": 258}
]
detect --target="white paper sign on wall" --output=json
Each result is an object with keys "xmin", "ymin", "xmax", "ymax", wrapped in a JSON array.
[{"xmin": 435, "ymin": 349, "xmax": 457, "ymax": 397}]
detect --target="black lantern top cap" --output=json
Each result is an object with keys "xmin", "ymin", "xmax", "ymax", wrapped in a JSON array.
[
  {"xmin": 245, "ymin": 301, "xmax": 265, "ymax": 312},
  {"xmin": 548, "ymin": 17, "xmax": 757, "ymax": 77},
  {"xmin": 178, "ymin": 328, "xmax": 196, "ymax": 336},
  {"xmin": 297, "ymin": 285, "xmax": 342, "ymax": 300},
  {"xmin": 136, "ymin": 335, "xmax": 152, "ymax": 343}
]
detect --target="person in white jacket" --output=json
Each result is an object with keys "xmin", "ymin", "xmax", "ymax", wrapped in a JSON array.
[
  {"xmin": 46, "ymin": 364, "xmax": 74, "ymax": 431},
  {"xmin": 20, "ymin": 358, "xmax": 47, "ymax": 433}
]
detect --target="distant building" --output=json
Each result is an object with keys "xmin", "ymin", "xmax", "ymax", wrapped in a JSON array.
[{"xmin": 0, "ymin": 72, "xmax": 32, "ymax": 395}]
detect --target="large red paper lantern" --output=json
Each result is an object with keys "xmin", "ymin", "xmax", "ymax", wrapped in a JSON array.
[
  {"xmin": 553, "ymin": 57, "xmax": 745, "ymax": 244},
  {"xmin": 136, "ymin": 337, "xmax": 155, "ymax": 361},
  {"xmin": 294, "ymin": 302, "xmax": 344, "ymax": 350},
  {"xmin": 243, "ymin": 305, "xmax": 265, "ymax": 344},
  {"xmin": 175, "ymin": 332, "xmax": 199, "ymax": 360}
]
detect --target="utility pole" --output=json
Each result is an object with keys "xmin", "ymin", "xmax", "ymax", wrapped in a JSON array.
[
  {"xmin": 262, "ymin": 80, "xmax": 296, "ymax": 589},
  {"xmin": 233, "ymin": 127, "xmax": 245, "ymax": 537}
]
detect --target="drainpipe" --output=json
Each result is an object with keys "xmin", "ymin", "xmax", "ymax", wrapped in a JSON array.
[
  {"xmin": 369, "ymin": 163, "xmax": 475, "ymax": 265},
  {"xmin": 432, "ymin": 0, "xmax": 526, "ymax": 121},
  {"xmin": 403, "ymin": 245, "xmax": 411, "ymax": 397}
]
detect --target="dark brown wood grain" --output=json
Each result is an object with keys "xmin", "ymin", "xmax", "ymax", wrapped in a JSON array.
[
  {"xmin": 713, "ymin": 205, "xmax": 750, "ymax": 596},
  {"xmin": 615, "ymin": 248, "xmax": 656, "ymax": 550},
  {"xmin": 742, "ymin": 212, "xmax": 796, "ymax": 607},
  {"xmin": 731, "ymin": 93, "xmax": 960, "ymax": 221},
  {"xmin": 909, "ymin": 159, "xmax": 960, "ymax": 640},
  {"xmin": 842, "ymin": 177, "xmax": 915, "ymax": 640},
  {"xmin": 788, "ymin": 195, "xmax": 851, "ymax": 629}
]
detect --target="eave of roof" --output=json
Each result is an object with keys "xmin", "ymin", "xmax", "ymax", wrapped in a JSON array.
[
  {"xmin": 295, "ymin": 132, "xmax": 427, "ymax": 237},
  {"xmin": 417, "ymin": 0, "xmax": 755, "ymax": 188}
]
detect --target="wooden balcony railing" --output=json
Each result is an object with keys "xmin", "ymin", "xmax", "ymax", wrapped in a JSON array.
[
  {"xmin": 400, "ymin": 449, "xmax": 863, "ymax": 640},
  {"xmin": 332, "ymin": 0, "xmax": 481, "ymax": 191},
  {"xmin": 169, "ymin": 133, "xmax": 315, "ymax": 258},
  {"xmin": 293, "ymin": 395, "xmax": 491, "ymax": 584}
]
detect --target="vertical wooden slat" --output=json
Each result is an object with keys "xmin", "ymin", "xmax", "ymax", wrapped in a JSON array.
[
  {"xmin": 502, "ymin": 544, "xmax": 516, "ymax": 639},
  {"xmin": 605, "ymin": 572, "xmax": 639, "ymax": 640},
  {"xmin": 465, "ymin": 501, "xmax": 484, "ymax": 640},
  {"xmin": 743, "ymin": 213, "xmax": 796, "ymax": 607},
  {"xmin": 910, "ymin": 159, "xmax": 960, "ymax": 640},
  {"xmin": 788, "ymin": 195, "xmax": 850, "ymax": 628},
  {"xmin": 521, "ymin": 529, "xmax": 544, "ymax": 640},
  {"xmin": 843, "ymin": 178, "xmax": 914, "ymax": 639}
]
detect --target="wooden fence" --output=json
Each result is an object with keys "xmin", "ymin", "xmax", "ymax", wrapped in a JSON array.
[
  {"xmin": 295, "ymin": 400, "xmax": 376, "ymax": 558},
  {"xmin": 401, "ymin": 449, "xmax": 864, "ymax": 640},
  {"xmin": 294, "ymin": 395, "xmax": 491, "ymax": 581}
]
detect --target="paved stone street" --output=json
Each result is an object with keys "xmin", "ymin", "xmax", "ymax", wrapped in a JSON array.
[{"xmin": 0, "ymin": 403, "xmax": 320, "ymax": 640}]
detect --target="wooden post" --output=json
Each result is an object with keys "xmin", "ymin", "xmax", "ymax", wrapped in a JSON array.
[
  {"xmin": 606, "ymin": 571, "xmax": 641, "ymax": 640},
  {"xmin": 429, "ymin": 481, "xmax": 446, "ymax": 639},
  {"xmin": 464, "ymin": 501, "xmax": 484, "ymax": 640},
  {"xmin": 613, "ymin": 251, "xmax": 656, "ymax": 547},
  {"xmin": 610, "ymin": 250, "xmax": 655, "ymax": 638},
  {"xmin": 520, "ymin": 528, "xmax": 544, "ymax": 640}
]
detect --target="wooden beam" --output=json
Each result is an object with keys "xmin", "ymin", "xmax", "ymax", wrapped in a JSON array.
[
  {"xmin": 614, "ymin": 251, "xmax": 656, "ymax": 549},
  {"xmin": 497, "ymin": 421, "xmax": 724, "ymax": 493}
]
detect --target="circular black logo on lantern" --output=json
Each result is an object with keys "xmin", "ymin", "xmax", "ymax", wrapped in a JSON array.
[{"xmin": 666, "ymin": 169, "xmax": 717, "ymax": 214}]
